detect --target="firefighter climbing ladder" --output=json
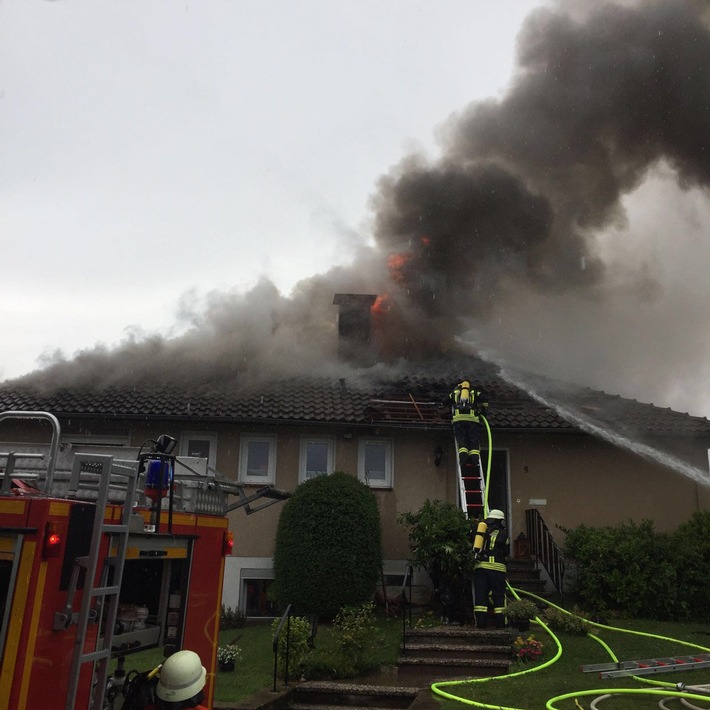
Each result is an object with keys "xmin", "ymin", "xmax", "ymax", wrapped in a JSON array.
[
  {"xmin": 456, "ymin": 449, "xmax": 485, "ymax": 520},
  {"xmin": 56, "ymin": 452, "xmax": 140, "ymax": 710},
  {"xmin": 582, "ymin": 654, "xmax": 710, "ymax": 679}
]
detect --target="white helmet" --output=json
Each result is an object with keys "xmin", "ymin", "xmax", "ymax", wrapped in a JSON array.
[
  {"xmin": 156, "ymin": 650, "xmax": 206, "ymax": 703},
  {"xmin": 487, "ymin": 509, "xmax": 505, "ymax": 520}
]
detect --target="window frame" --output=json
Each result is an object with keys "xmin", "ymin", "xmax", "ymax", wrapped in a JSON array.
[
  {"xmin": 357, "ymin": 438, "xmax": 394, "ymax": 489},
  {"xmin": 179, "ymin": 432, "xmax": 218, "ymax": 470},
  {"xmin": 239, "ymin": 434, "xmax": 277, "ymax": 484},
  {"xmin": 298, "ymin": 437, "xmax": 335, "ymax": 483}
]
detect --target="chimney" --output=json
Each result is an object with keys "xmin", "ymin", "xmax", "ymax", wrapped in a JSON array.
[{"xmin": 333, "ymin": 293, "xmax": 377, "ymax": 365}]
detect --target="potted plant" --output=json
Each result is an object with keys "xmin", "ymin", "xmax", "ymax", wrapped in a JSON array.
[
  {"xmin": 506, "ymin": 598, "xmax": 539, "ymax": 632},
  {"xmin": 217, "ymin": 644, "xmax": 241, "ymax": 672}
]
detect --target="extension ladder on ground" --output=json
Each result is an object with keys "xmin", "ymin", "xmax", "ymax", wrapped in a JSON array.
[
  {"xmin": 582, "ymin": 653, "xmax": 710, "ymax": 678},
  {"xmin": 56, "ymin": 453, "xmax": 141, "ymax": 710},
  {"xmin": 455, "ymin": 445, "xmax": 485, "ymax": 520}
]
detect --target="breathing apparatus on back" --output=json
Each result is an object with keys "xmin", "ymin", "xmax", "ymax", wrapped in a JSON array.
[{"xmin": 472, "ymin": 509, "xmax": 505, "ymax": 558}]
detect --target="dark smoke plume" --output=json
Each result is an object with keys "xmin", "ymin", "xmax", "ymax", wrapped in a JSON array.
[{"xmin": 6, "ymin": 0, "xmax": 710, "ymax": 417}]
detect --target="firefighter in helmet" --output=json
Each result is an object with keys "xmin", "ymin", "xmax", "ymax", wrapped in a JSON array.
[
  {"xmin": 448, "ymin": 380, "xmax": 489, "ymax": 470},
  {"xmin": 472, "ymin": 508, "xmax": 509, "ymax": 628},
  {"xmin": 147, "ymin": 650, "xmax": 209, "ymax": 710}
]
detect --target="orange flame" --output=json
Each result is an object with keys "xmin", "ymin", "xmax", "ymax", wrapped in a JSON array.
[{"xmin": 387, "ymin": 252, "xmax": 411, "ymax": 284}]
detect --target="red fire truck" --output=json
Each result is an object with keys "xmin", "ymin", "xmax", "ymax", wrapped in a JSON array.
[{"xmin": 0, "ymin": 411, "xmax": 287, "ymax": 710}]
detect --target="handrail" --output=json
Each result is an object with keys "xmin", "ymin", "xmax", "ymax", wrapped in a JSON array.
[
  {"xmin": 272, "ymin": 604, "xmax": 292, "ymax": 691},
  {"xmin": 0, "ymin": 411, "xmax": 61, "ymax": 494},
  {"xmin": 525, "ymin": 508, "xmax": 565, "ymax": 598},
  {"xmin": 400, "ymin": 564, "xmax": 414, "ymax": 657}
]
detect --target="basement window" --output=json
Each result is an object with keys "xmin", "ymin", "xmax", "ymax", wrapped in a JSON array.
[
  {"xmin": 358, "ymin": 439, "xmax": 393, "ymax": 489},
  {"xmin": 299, "ymin": 437, "xmax": 334, "ymax": 483},
  {"xmin": 239, "ymin": 435, "xmax": 277, "ymax": 484}
]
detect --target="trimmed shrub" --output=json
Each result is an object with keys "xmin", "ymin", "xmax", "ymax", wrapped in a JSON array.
[
  {"xmin": 272, "ymin": 472, "xmax": 382, "ymax": 618},
  {"xmin": 673, "ymin": 509, "xmax": 710, "ymax": 622},
  {"xmin": 564, "ymin": 518, "xmax": 688, "ymax": 620}
]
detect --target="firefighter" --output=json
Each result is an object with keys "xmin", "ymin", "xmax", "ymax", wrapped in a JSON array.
[
  {"xmin": 448, "ymin": 380, "xmax": 489, "ymax": 469},
  {"xmin": 472, "ymin": 509, "xmax": 509, "ymax": 629},
  {"xmin": 148, "ymin": 650, "xmax": 209, "ymax": 710}
]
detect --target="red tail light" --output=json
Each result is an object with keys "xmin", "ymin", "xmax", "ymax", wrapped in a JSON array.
[
  {"xmin": 42, "ymin": 522, "xmax": 63, "ymax": 559},
  {"xmin": 222, "ymin": 531, "xmax": 234, "ymax": 557}
]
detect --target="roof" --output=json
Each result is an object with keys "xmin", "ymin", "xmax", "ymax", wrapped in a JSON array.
[{"xmin": 1, "ymin": 362, "xmax": 708, "ymax": 436}]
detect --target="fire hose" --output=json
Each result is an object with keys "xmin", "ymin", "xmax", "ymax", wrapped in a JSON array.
[{"xmin": 430, "ymin": 415, "xmax": 710, "ymax": 709}]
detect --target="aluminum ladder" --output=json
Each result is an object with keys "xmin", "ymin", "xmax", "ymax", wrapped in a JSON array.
[
  {"xmin": 58, "ymin": 453, "xmax": 140, "ymax": 710},
  {"xmin": 582, "ymin": 653, "xmax": 710, "ymax": 678},
  {"xmin": 456, "ymin": 447, "xmax": 485, "ymax": 520}
]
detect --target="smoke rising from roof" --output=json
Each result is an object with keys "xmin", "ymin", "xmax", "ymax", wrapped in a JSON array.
[{"xmin": 7, "ymin": 0, "xmax": 710, "ymax": 417}]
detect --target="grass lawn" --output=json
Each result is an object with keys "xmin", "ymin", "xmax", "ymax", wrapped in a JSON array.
[
  {"xmin": 111, "ymin": 615, "xmax": 710, "ymax": 709},
  {"xmin": 435, "ymin": 617, "xmax": 710, "ymax": 710}
]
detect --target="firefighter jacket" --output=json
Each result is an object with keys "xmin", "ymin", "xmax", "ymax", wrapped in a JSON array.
[
  {"xmin": 449, "ymin": 382, "xmax": 488, "ymax": 423},
  {"xmin": 474, "ymin": 521, "xmax": 509, "ymax": 573}
]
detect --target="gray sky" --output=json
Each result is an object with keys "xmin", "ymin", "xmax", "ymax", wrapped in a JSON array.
[
  {"xmin": 2, "ymin": 0, "xmax": 710, "ymax": 421},
  {"xmin": 1, "ymin": 0, "xmax": 543, "ymax": 376}
]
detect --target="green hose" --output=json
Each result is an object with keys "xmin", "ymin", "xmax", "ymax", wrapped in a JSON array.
[
  {"xmin": 481, "ymin": 413, "xmax": 492, "ymax": 515},
  {"xmin": 440, "ymin": 417, "xmax": 710, "ymax": 707},
  {"xmin": 431, "ymin": 585, "xmax": 710, "ymax": 708}
]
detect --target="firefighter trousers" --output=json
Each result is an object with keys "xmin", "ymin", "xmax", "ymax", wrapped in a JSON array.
[
  {"xmin": 453, "ymin": 421, "xmax": 481, "ymax": 467},
  {"xmin": 473, "ymin": 567, "xmax": 506, "ymax": 628}
]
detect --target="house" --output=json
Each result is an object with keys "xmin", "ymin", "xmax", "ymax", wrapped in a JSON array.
[{"xmin": 2, "ymin": 295, "xmax": 709, "ymax": 616}]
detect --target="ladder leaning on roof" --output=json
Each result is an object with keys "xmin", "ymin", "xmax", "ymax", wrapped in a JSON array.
[{"xmin": 456, "ymin": 448, "xmax": 486, "ymax": 520}]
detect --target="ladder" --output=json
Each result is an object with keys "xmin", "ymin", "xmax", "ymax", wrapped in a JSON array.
[
  {"xmin": 582, "ymin": 653, "xmax": 710, "ymax": 678},
  {"xmin": 57, "ymin": 453, "xmax": 140, "ymax": 710},
  {"xmin": 456, "ymin": 447, "xmax": 485, "ymax": 520}
]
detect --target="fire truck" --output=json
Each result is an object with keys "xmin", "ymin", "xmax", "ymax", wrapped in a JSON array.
[{"xmin": 0, "ymin": 411, "xmax": 288, "ymax": 710}]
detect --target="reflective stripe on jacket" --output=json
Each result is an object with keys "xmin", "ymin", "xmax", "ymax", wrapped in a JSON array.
[{"xmin": 474, "ymin": 527, "xmax": 508, "ymax": 573}]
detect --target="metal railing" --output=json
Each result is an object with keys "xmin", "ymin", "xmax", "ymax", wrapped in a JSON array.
[
  {"xmin": 400, "ymin": 564, "xmax": 414, "ymax": 657},
  {"xmin": 525, "ymin": 508, "xmax": 565, "ymax": 597},
  {"xmin": 272, "ymin": 604, "xmax": 292, "ymax": 691}
]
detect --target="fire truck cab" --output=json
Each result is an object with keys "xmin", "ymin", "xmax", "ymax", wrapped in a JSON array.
[{"xmin": 0, "ymin": 411, "xmax": 286, "ymax": 710}]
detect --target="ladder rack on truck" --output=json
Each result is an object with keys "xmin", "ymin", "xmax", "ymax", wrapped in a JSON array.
[{"xmin": 0, "ymin": 410, "xmax": 289, "ymax": 710}]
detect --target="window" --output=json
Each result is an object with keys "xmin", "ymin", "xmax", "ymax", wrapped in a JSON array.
[
  {"xmin": 239, "ymin": 435, "xmax": 276, "ymax": 484},
  {"xmin": 242, "ymin": 578, "xmax": 277, "ymax": 617},
  {"xmin": 299, "ymin": 437, "xmax": 334, "ymax": 483},
  {"xmin": 358, "ymin": 439, "xmax": 393, "ymax": 488},
  {"xmin": 180, "ymin": 432, "xmax": 217, "ymax": 470}
]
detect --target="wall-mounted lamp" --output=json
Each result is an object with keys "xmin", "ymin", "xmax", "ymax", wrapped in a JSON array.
[{"xmin": 434, "ymin": 446, "xmax": 444, "ymax": 467}]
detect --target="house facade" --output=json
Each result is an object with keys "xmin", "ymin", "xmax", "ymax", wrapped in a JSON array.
[{"xmin": 2, "ymin": 362, "xmax": 709, "ymax": 617}]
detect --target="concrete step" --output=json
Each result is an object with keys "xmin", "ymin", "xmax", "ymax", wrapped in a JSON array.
[
  {"xmin": 292, "ymin": 681, "xmax": 418, "ymax": 709},
  {"xmin": 403, "ymin": 626, "xmax": 511, "ymax": 646},
  {"xmin": 401, "ymin": 641, "xmax": 512, "ymax": 661},
  {"xmin": 396, "ymin": 656, "xmax": 512, "ymax": 682}
]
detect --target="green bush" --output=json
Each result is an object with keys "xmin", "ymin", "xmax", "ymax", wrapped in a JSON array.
[
  {"xmin": 220, "ymin": 605, "xmax": 246, "ymax": 630},
  {"xmin": 272, "ymin": 472, "xmax": 382, "ymax": 618},
  {"xmin": 271, "ymin": 615, "xmax": 312, "ymax": 677},
  {"xmin": 541, "ymin": 606, "xmax": 596, "ymax": 635},
  {"xmin": 673, "ymin": 509, "xmax": 710, "ymax": 621},
  {"xmin": 398, "ymin": 499, "xmax": 475, "ymax": 582},
  {"xmin": 332, "ymin": 602, "xmax": 380, "ymax": 670},
  {"xmin": 564, "ymin": 514, "xmax": 710, "ymax": 621}
]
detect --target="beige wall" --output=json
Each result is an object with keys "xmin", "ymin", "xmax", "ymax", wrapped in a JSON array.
[
  {"xmin": 498, "ymin": 431, "xmax": 710, "ymax": 547},
  {"xmin": 4, "ymin": 414, "xmax": 709, "ymax": 563}
]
